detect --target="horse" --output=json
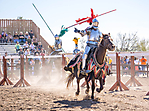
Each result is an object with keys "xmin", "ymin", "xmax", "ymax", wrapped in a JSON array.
[{"xmin": 64, "ymin": 34, "xmax": 115, "ymax": 99}]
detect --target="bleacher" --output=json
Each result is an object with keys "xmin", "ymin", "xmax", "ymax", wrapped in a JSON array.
[
  {"xmin": 0, "ymin": 44, "xmax": 17, "ymax": 56},
  {"xmin": 0, "ymin": 19, "xmax": 53, "ymax": 55}
]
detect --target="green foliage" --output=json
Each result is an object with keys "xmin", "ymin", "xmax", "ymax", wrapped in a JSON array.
[{"xmin": 114, "ymin": 32, "xmax": 149, "ymax": 52}]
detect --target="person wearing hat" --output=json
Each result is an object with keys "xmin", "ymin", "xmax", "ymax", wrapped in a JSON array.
[
  {"xmin": 25, "ymin": 31, "xmax": 29, "ymax": 40},
  {"xmin": 29, "ymin": 30, "xmax": 34, "ymax": 39},
  {"xmin": 13, "ymin": 32, "xmax": 19, "ymax": 43}
]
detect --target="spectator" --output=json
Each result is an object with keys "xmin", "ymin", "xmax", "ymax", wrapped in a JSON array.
[
  {"xmin": 1, "ymin": 31, "xmax": 8, "ymax": 43},
  {"xmin": 18, "ymin": 47, "xmax": 24, "ymax": 56},
  {"xmin": 24, "ymin": 31, "xmax": 29, "ymax": 40},
  {"xmin": 5, "ymin": 52, "xmax": 8, "ymax": 57},
  {"xmin": 29, "ymin": 30, "xmax": 34, "ymax": 39},
  {"xmin": 30, "ymin": 42, "xmax": 35, "ymax": 52},
  {"xmin": 24, "ymin": 49, "xmax": 30, "ymax": 56},
  {"xmin": 27, "ymin": 36, "xmax": 32, "ymax": 45},
  {"xmin": 140, "ymin": 56, "xmax": 147, "ymax": 75},
  {"xmin": 15, "ymin": 41, "xmax": 21, "ymax": 52},
  {"xmin": 32, "ymin": 36, "xmax": 38, "ymax": 46},
  {"xmin": 0, "ymin": 33, "xmax": 2, "ymax": 43},
  {"xmin": 7, "ymin": 32, "xmax": 13, "ymax": 43},
  {"xmin": 19, "ymin": 32, "xmax": 25, "ymax": 43},
  {"xmin": 108, "ymin": 56, "xmax": 112, "ymax": 69},
  {"xmin": 134, "ymin": 57, "xmax": 140, "ymax": 76},
  {"xmin": 13, "ymin": 32, "xmax": 19, "ymax": 43},
  {"xmin": 34, "ymin": 48, "xmax": 40, "ymax": 56},
  {"xmin": 33, "ymin": 53, "xmax": 42, "ymax": 76},
  {"xmin": 124, "ymin": 56, "xmax": 129, "ymax": 64},
  {"xmin": 23, "ymin": 41, "xmax": 29, "ymax": 50},
  {"xmin": 40, "ymin": 48, "xmax": 45, "ymax": 56},
  {"xmin": 37, "ymin": 42, "xmax": 42, "ymax": 51}
]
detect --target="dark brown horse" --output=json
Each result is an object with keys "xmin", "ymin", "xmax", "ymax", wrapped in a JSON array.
[{"xmin": 64, "ymin": 34, "xmax": 115, "ymax": 99}]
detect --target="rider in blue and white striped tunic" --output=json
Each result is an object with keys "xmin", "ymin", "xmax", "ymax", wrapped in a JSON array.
[{"xmin": 74, "ymin": 18, "xmax": 102, "ymax": 75}]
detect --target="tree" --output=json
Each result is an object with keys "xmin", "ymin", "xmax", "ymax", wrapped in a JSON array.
[
  {"xmin": 114, "ymin": 32, "xmax": 149, "ymax": 52},
  {"xmin": 137, "ymin": 39, "xmax": 149, "ymax": 51}
]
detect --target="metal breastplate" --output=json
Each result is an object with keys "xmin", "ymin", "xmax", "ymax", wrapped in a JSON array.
[{"xmin": 87, "ymin": 29, "xmax": 101, "ymax": 41}]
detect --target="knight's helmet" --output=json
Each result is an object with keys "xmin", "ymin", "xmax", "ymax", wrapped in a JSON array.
[
  {"xmin": 54, "ymin": 34, "xmax": 59, "ymax": 40},
  {"xmin": 92, "ymin": 18, "xmax": 99, "ymax": 29}
]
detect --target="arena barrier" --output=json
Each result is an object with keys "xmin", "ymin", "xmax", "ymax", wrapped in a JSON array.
[
  {"xmin": 0, "ymin": 56, "xmax": 13, "ymax": 86},
  {"xmin": 0, "ymin": 54, "xmax": 68, "ymax": 87},
  {"xmin": 13, "ymin": 55, "xmax": 30, "ymax": 87},
  {"xmin": 146, "ymin": 91, "xmax": 149, "ymax": 96},
  {"xmin": 109, "ymin": 53, "xmax": 129, "ymax": 91}
]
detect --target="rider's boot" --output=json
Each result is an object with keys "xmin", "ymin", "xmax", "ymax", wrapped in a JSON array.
[{"xmin": 81, "ymin": 56, "xmax": 90, "ymax": 76}]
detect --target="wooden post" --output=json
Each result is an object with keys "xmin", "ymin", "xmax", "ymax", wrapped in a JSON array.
[
  {"xmin": 109, "ymin": 53, "xmax": 129, "ymax": 91},
  {"xmin": 146, "ymin": 91, "xmax": 149, "ymax": 96},
  {"xmin": 0, "ymin": 58, "xmax": 3, "ymax": 78},
  {"xmin": 147, "ymin": 63, "xmax": 148, "ymax": 77},
  {"xmin": 0, "ymin": 56, "xmax": 13, "ymax": 86},
  {"xmin": 125, "ymin": 56, "xmax": 142, "ymax": 87},
  {"xmin": 13, "ymin": 55, "xmax": 30, "ymax": 87},
  {"xmin": 25, "ymin": 56, "xmax": 30, "ymax": 79}
]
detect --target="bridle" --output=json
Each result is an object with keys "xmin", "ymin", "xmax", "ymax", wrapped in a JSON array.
[{"xmin": 99, "ymin": 37, "xmax": 110, "ymax": 50}]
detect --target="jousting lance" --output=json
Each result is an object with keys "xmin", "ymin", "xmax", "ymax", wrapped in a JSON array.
[
  {"xmin": 32, "ymin": 3, "xmax": 55, "ymax": 37},
  {"xmin": 66, "ymin": 9, "xmax": 116, "ymax": 29},
  {"xmin": 59, "ymin": 8, "xmax": 116, "ymax": 37}
]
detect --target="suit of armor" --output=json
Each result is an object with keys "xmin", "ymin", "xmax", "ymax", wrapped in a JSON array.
[
  {"xmin": 50, "ymin": 34, "xmax": 62, "ymax": 55},
  {"xmin": 74, "ymin": 18, "xmax": 102, "ymax": 73}
]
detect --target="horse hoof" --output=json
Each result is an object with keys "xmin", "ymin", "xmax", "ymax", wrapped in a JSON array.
[
  {"xmin": 75, "ymin": 92, "xmax": 79, "ymax": 96},
  {"xmin": 96, "ymin": 88, "xmax": 103, "ymax": 93},
  {"xmin": 85, "ymin": 89, "xmax": 89, "ymax": 94},
  {"xmin": 64, "ymin": 66, "xmax": 69, "ymax": 71},
  {"xmin": 91, "ymin": 95, "xmax": 94, "ymax": 99}
]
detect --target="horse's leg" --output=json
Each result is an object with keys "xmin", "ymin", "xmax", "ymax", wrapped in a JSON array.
[
  {"xmin": 91, "ymin": 77, "xmax": 95, "ymax": 99},
  {"xmin": 85, "ymin": 77, "xmax": 90, "ymax": 94},
  {"xmin": 76, "ymin": 79, "xmax": 80, "ymax": 96},
  {"xmin": 96, "ymin": 77, "xmax": 104, "ymax": 93}
]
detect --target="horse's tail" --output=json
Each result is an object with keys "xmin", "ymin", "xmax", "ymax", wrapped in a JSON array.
[{"xmin": 66, "ymin": 73, "xmax": 75, "ymax": 88}]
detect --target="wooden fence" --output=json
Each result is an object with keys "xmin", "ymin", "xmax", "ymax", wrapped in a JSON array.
[
  {"xmin": 0, "ymin": 19, "xmax": 53, "ymax": 54},
  {"xmin": 109, "ymin": 63, "xmax": 149, "ymax": 77}
]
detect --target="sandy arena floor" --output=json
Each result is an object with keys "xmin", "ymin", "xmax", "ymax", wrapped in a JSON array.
[{"xmin": 0, "ymin": 74, "xmax": 149, "ymax": 111}]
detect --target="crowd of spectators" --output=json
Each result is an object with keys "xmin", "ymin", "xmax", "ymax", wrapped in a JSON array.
[
  {"xmin": 0, "ymin": 30, "xmax": 46, "ymax": 56},
  {"xmin": 15, "ymin": 41, "xmax": 45, "ymax": 56},
  {"xmin": 120, "ymin": 56, "xmax": 147, "ymax": 75},
  {"xmin": 0, "ymin": 30, "xmax": 37, "ymax": 44}
]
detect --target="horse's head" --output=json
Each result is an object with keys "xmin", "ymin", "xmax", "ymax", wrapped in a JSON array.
[{"xmin": 100, "ymin": 34, "xmax": 115, "ymax": 51}]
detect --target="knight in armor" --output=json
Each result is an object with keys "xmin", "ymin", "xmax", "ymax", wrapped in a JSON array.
[
  {"xmin": 74, "ymin": 18, "xmax": 102, "ymax": 75},
  {"xmin": 50, "ymin": 34, "xmax": 62, "ymax": 55}
]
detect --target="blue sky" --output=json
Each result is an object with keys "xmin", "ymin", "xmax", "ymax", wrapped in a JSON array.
[{"xmin": 0, "ymin": 0, "xmax": 149, "ymax": 52}]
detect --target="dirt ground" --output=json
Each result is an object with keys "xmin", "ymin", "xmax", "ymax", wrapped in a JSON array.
[{"xmin": 0, "ymin": 73, "xmax": 149, "ymax": 111}]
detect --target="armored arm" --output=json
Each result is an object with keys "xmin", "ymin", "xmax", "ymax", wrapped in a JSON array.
[{"xmin": 74, "ymin": 28, "xmax": 88, "ymax": 37}]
